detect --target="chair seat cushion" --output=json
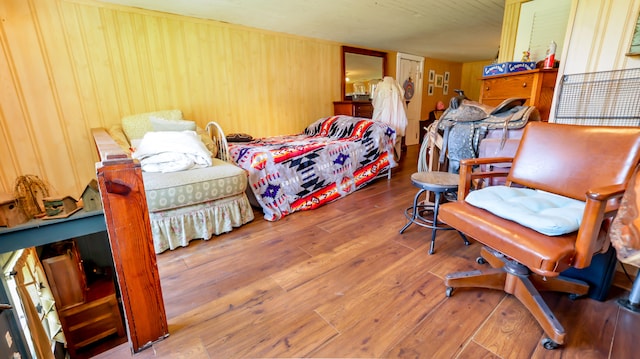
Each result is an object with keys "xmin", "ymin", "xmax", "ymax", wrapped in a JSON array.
[
  {"xmin": 143, "ymin": 158, "xmax": 248, "ymax": 212},
  {"xmin": 438, "ymin": 201, "xmax": 578, "ymax": 276},
  {"xmin": 465, "ymin": 186, "xmax": 585, "ymax": 236}
]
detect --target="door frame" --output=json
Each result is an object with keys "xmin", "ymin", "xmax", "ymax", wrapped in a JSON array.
[{"xmin": 396, "ymin": 53, "xmax": 425, "ymax": 145}]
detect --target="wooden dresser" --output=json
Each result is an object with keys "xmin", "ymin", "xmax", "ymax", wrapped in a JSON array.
[
  {"xmin": 42, "ymin": 240, "xmax": 125, "ymax": 357},
  {"xmin": 479, "ymin": 69, "xmax": 558, "ymax": 121},
  {"xmin": 333, "ymin": 101, "xmax": 373, "ymax": 118}
]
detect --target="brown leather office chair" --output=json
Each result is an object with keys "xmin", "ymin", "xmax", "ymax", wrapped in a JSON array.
[{"xmin": 438, "ymin": 122, "xmax": 640, "ymax": 349}]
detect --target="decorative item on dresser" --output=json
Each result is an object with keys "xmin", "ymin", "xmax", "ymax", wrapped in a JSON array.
[
  {"xmin": 333, "ymin": 100, "xmax": 373, "ymax": 118},
  {"xmin": 479, "ymin": 68, "xmax": 558, "ymax": 121}
]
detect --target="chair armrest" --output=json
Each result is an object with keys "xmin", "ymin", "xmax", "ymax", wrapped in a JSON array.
[
  {"xmin": 457, "ymin": 157, "xmax": 514, "ymax": 199},
  {"xmin": 574, "ymin": 183, "xmax": 627, "ymax": 268}
]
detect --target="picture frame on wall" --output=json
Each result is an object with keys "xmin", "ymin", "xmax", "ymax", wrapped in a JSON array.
[
  {"xmin": 628, "ymin": 12, "xmax": 640, "ymax": 55},
  {"xmin": 435, "ymin": 74, "xmax": 444, "ymax": 88},
  {"xmin": 443, "ymin": 83, "xmax": 449, "ymax": 95},
  {"xmin": 428, "ymin": 83, "xmax": 434, "ymax": 96},
  {"xmin": 428, "ymin": 70, "xmax": 435, "ymax": 82},
  {"xmin": 444, "ymin": 71, "xmax": 450, "ymax": 83}
]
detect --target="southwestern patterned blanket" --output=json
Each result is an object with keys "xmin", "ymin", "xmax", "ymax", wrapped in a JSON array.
[{"xmin": 229, "ymin": 115, "xmax": 397, "ymax": 221}]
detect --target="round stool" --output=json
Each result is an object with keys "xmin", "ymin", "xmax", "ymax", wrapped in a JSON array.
[{"xmin": 400, "ymin": 172, "xmax": 470, "ymax": 254}]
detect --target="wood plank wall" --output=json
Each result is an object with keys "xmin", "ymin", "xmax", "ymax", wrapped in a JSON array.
[
  {"xmin": 419, "ymin": 59, "xmax": 463, "ymax": 118},
  {"xmin": 0, "ymin": 0, "xmax": 473, "ymax": 198},
  {"xmin": 0, "ymin": 0, "xmax": 342, "ymax": 197}
]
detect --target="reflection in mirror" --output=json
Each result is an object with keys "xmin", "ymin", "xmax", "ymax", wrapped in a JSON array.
[{"xmin": 342, "ymin": 46, "xmax": 386, "ymax": 101}]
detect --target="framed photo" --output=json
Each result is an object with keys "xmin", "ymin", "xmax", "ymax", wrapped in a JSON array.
[
  {"xmin": 428, "ymin": 83, "xmax": 434, "ymax": 96},
  {"xmin": 443, "ymin": 83, "xmax": 449, "ymax": 95},
  {"xmin": 435, "ymin": 74, "xmax": 444, "ymax": 88},
  {"xmin": 629, "ymin": 13, "xmax": 640, "ymax": 55},
  {"xmin": 428, "ymin": 69, "xmax": 435, "ymax": 82},
  {"xmin": 444, "ymin": 71, "xmax": 450, "ymax": 83}
]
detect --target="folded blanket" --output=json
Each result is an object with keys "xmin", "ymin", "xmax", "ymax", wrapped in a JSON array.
[{"xmin": 132, "ymin": 131, "xmax": 212, "ymax": 172}]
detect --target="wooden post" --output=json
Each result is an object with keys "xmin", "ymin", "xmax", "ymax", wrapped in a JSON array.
[{"xmin": 92, "ymin": 128, "xmax": 169, "ymax": 352}]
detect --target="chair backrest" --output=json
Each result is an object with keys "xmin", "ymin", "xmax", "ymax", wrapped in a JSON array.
[{"xmin": 507, "ymin": 122, "xmax": 640, "ymax": 201}]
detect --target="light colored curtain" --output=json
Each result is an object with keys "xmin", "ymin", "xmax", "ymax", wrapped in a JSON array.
[{"xmin": 13, "ymin": 248, "xmax": 56, "ymax": 359}]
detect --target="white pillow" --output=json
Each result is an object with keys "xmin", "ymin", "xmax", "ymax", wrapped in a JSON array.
[
  {"xmin": 465, "ymin": 186, "xmax": 585, "ymax": 236},
  {"xmin": 121, "ymin": 110, "xmax": 183, "ymax": 140},
  {"xmin": 150, "ymin": 116, "xmax": 196, "ymax": 132}
]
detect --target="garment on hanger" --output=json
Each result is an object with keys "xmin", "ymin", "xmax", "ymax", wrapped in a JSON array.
[{"xmin": 372, "ymin": 76, "xmax": 408, "ymax": 137}]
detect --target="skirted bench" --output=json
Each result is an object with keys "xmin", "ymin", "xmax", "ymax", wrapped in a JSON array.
[{"xmin": 94, "ymin": 110, "xmax": 254, "ymax": 253}]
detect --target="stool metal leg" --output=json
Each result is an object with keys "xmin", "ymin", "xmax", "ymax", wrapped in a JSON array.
[
  {"xmin": 400, "ymin": 189, "xmax": 426, "ymax": 234},
  {"xmin": 458, "ymin": 231, "xmax": 470, "ymax": 246},
  {"xmin": 429, "ymin": 191, "xmax": 442, "ymax": 255}
]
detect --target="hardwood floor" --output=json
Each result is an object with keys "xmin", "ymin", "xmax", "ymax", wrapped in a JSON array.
[{"xmin": 92, "ymin": 144, "xmax": 639, "ymax": 359}]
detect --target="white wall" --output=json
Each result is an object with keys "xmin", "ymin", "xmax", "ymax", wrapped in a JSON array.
[
  {"xmin": 560, "ymin": 0, "xmax": 640, "ymax": 74},
  {"xmin": 547, "ymin": 0, "xmax": 640, "ymax": 120}
]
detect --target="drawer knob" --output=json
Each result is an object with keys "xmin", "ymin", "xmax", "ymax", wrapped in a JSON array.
[
  {"xmin": 485, "ymin": 87, "xmax": 490, "ymax": 91},
  {"xmin": 522, "ymin": 82, "xmax": 527, "ymax": 88}
]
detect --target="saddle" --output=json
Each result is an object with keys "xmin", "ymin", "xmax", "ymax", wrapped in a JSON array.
[{"xmin": 437, "ymin": 97, "xmax": 540, "ymax": 173}]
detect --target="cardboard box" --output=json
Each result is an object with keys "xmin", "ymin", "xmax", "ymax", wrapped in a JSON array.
[{"xmin": 483, "ymin": 62, "xmax": 536, "ymax": 77}]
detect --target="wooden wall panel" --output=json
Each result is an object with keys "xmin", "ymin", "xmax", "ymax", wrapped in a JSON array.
[
  {"xmin": 0, "ymin": 0, "xmax": 342, "ymax": 197},
  {"xmin": 420, "ymin": 59, "xmax": 462, "ymax": 117},
  {"xmin": 461, "ymin": 60, "xmax": 493, "ymax": 102}
]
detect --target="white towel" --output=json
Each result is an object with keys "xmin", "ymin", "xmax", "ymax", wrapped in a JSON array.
[{"xmin": 132, "ymin": 131, "xmax": 212, "ymax": 172}]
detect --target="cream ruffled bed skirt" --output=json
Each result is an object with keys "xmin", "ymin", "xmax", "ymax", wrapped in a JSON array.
[{"xmin": 149, "ymin": 193, "xmax": 254, "ymax": 253}]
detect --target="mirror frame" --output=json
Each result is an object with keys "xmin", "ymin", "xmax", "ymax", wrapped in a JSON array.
[{"xmin": 341, "ymin": 46, "xmax": 387, "ymax": 101}]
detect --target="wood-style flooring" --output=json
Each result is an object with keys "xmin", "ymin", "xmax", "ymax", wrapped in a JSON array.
[{"xmin": 92, "ymin": 144, "xmax": 639, "ymax": 359}]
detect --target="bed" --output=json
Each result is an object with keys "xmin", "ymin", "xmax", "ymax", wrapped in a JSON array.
[
  {"xmin": 229, "ymin": 115, "xmax": 397, "ymax": 221},
  {"xmin": 103, "ymin": 110, "xmax": 254, "ymax": 253}
]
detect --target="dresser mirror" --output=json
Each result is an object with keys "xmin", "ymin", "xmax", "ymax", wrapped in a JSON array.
[{"xmin": 342, "ymin": 46, "xmax": 387, "ymax": 101}]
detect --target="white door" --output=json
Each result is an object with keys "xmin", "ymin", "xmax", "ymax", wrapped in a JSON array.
[{"xmin": 396, "ymin": 53, "xmax": 424, "ymax": 145}]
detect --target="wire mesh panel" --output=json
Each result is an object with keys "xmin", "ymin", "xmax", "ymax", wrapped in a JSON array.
[{"xmin": 554, "ymin": 68, "xmax": 640, "ymax": 126}]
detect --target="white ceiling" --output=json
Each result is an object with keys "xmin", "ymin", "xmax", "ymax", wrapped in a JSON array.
[{"xmin": 98, "ymin": 0, "xmax": 505, "ymax": 62}]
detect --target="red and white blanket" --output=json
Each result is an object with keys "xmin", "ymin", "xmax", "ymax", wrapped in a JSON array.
[{"xmin": 229, "ymin": 116, "xmax": 396, "ymax": 221}]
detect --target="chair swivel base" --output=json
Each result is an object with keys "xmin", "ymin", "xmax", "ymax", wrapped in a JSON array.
[{"xmin": 444, "ymin": 247, "xmax": 589, "ymax": 349}]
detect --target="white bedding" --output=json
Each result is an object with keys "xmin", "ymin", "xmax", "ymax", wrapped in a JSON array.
[{"xmin": 132, "ymin": 131, "xmax": 212, "ymax": 173}]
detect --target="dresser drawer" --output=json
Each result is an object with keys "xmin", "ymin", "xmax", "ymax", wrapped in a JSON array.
[
  {"xmin": 479, "ymin": 69, "xmax": 557, "ymax": 122},
  {"xmin": 481, "ymin": 73, "xmax": 535, "ymax": 100},
  {"xmin": 354, "ymin": 103, "xmax": 373, "ymax": 118}
]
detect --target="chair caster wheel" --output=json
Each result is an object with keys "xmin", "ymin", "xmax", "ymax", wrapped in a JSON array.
[
  {"xmin": 476, "ymin": 257, "xmax": 487, "ymax": 265},
  {"xmin": 568, "ymin": 293, "xmax": 581, "ymax": 301},
  {"xmin": 541, "ymin": 338, "xmax": 560, "ymax": 350},
  {"xmin": 445, "ymin": 287, "xmax": 454, "ymax": 297}
]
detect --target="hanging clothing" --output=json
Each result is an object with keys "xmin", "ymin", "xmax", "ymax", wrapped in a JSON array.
[{"xmin": 372, "ymin": 76, "xmax": 408, "ymax": 137}]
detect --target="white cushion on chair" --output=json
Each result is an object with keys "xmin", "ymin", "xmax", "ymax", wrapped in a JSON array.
[{"xmin": 465, "ymin": 186, "xmax": 585, "ymax": 236}]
